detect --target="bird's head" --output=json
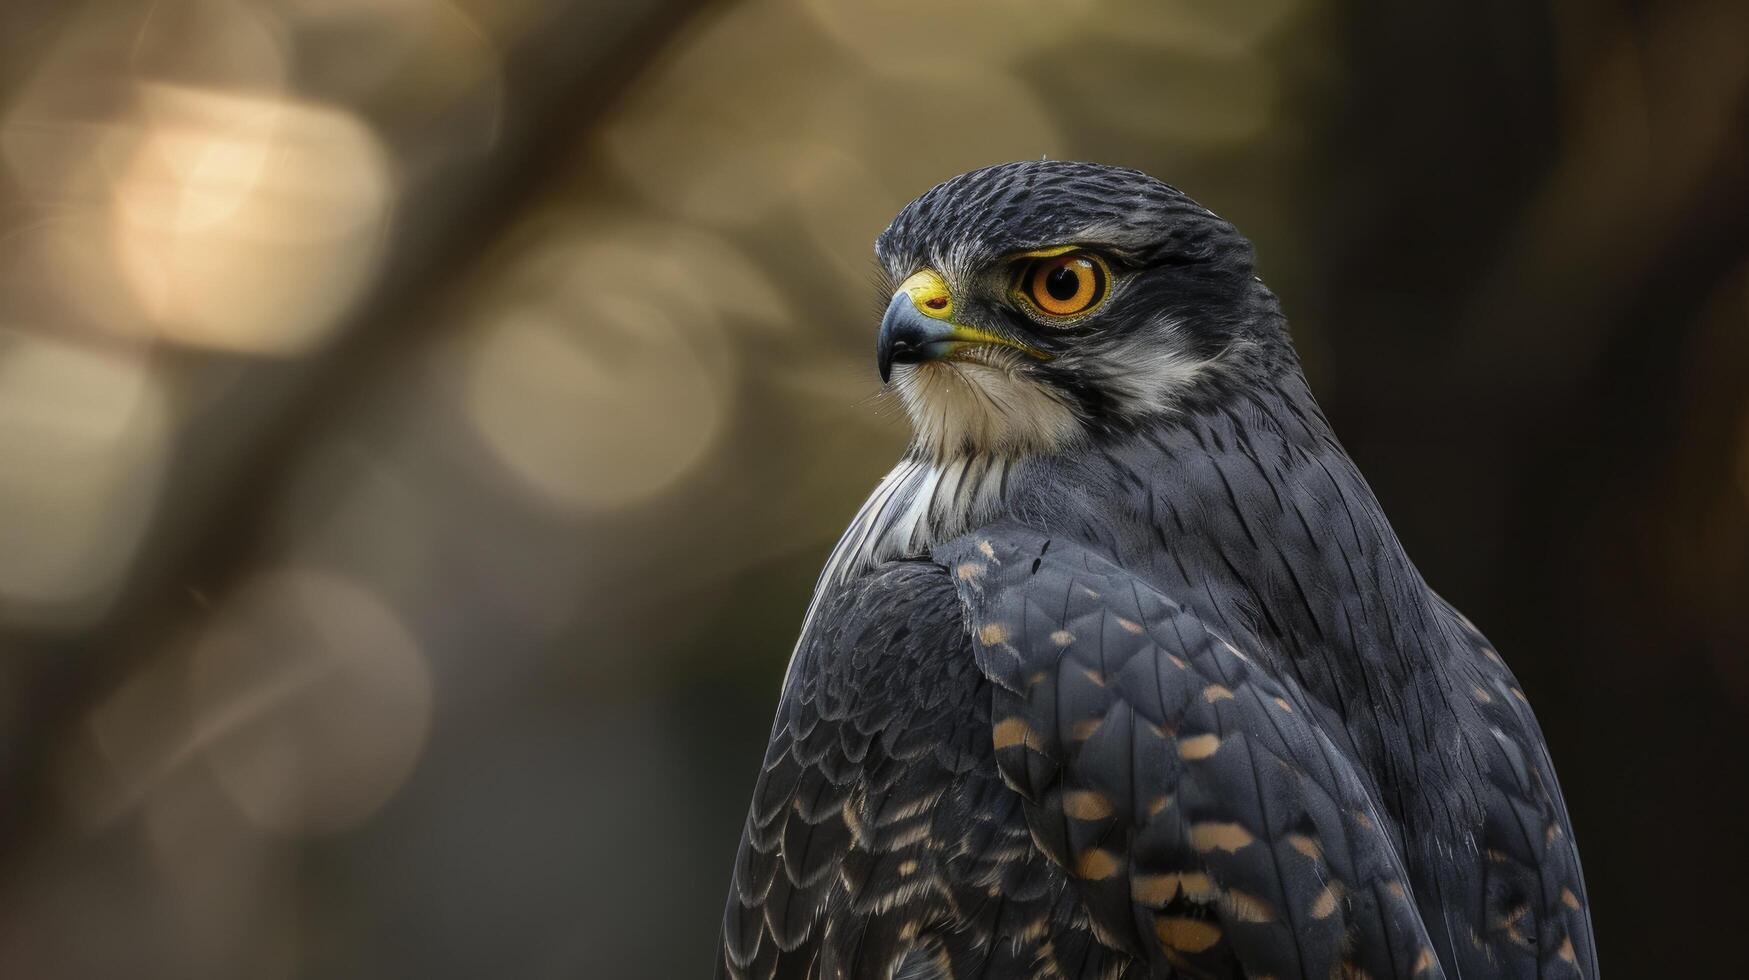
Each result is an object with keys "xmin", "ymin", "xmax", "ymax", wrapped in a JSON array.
[{"xmin": 874, "ymin": 160, "xmax": 1286, "ymax": 462}]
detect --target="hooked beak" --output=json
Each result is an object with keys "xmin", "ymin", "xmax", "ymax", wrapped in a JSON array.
[{"xmin": 876, "ymin": 269, "xmax": 1049, "ymax": 382}]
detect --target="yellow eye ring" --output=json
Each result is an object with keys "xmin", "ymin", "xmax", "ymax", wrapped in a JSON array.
[{"xmin": 1019, "ymin": 252, "xmax": 1108, "ymax": 319}]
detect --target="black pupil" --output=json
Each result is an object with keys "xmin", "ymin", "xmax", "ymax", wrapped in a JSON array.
[{"xmin": 1043, "ymin": 264, "xmax": 1082, "ymax": 302}]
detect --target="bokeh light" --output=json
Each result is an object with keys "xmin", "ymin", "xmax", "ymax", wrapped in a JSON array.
[
  {"xmin": 0, "ymin": 331, "xmax": 170, "ymax": 626},
  {"xmin": 110, "ymin": 85, "xmax": 393, "ymax": 355}
]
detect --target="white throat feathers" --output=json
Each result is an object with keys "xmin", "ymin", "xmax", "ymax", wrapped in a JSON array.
[{"xmin": 888, "ymin": 355, "xmax": 1081, "ymax": 463}]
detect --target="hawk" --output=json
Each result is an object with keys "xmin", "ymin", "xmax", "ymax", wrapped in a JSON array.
[{"xmin": 717, "ymin": 161, "xmax": 1596, "ymax": 979}]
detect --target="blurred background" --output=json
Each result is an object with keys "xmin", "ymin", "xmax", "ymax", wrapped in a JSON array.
[{"xmin": 0, "ymin": 0, "xmax": 1743, "ymax": 976}]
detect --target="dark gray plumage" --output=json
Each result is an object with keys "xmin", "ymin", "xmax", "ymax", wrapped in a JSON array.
[{"xmin": 718, "ymin": 161, "xmax": 1596, "ymax": 979}]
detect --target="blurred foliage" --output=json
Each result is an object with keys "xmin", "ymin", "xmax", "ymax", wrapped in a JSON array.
[{"xmin": 0, "ymin": 0, "xmax": 1744, "ymax": 976}]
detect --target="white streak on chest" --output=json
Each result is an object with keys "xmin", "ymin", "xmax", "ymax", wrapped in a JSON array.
[
  {"xmin": 782, "ymin": 455, "xmax": 1011, "ymax": 691},
  {"xmin": 826, "ymin": 455, "xmax": 1009, "ymax": 586}
]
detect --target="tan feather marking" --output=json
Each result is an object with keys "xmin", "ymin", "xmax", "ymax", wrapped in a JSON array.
[
  {"xmin": 1310, "ymin": 882, "xmax": 1344, "ymax": 919},
  {"xmin": 993, "ymin": 717, "xmax": 1040, "ymax": 751},
  {"xmin": 1070, "ymin": 717, "xmax": 1104, "ymax": 741},
  {"xmin": 1050, "ymin": 629, "xmax": 1075, "ymax": 646},
  {"xmin": 1561, "ymin": 887, "xmax": 1581, "ymax": 910},
  {"xmin": 1146, "ymin": 794, "xmax": 1174, "ymax": 817},
  {"xmin": 1285, "ymin": 833, "xmax": 1323, "ymax": 862},
  {"xmin": 1272, "ymin": 697, "xmax": 1293, "ymax": 712},
  {"xmin": 1132, "ymin": 871, "xmax": 1218, "ymax": 905},
  {"xmin": 1558, "ymin": 936, "xmax": 1576, "ymax": 963},
  {"xmin": 977, "ymin": 540, "xmax": 995, "ymax": 559},
  {"xmin": 1178, "ymin": 734, "xmax": 1221, "ymax": 760},
  {"xmin": 1167, "ymin": 654, "xmax": 1189, "ymax": 670},
  {"xmin": 1225, "ymin": 889, "xmax": 1275, "ymax": 923},
  {"xmin": 1155, "ymin": 916, "xmax": 1222, "ymax": 954},
  {"xmin": 1413, "ymin": 948, "xmax": 1437, "ymax": 974},
  {"xmin": 897, "ymin": 859, "xmax": 918, "ymax": 876},
  {"xmin": 1081, "ymin": 667, "xmax": 1107, "ymax": 687},
  {"xmin": 1063, "ymin": 790, "xmax": 1114, "ymax": 821},
  {"xmin": 842, "ymin": 799, "xmax": 868, "ymax": 845},
  {"xmin": 979, "ymin": 622, "xmax": 1009, "ymax": 646},
  {"xmin": 1501, "ymin": 904, "xmax": 1532, "ymax": 946},
  {"xmin": 956, "ymin": 562, "xmax": 985, "ymax": 581},
  {"xmin": 1510, "ymin": 687, "xmax": 1529, "ymax": 704},
  {"xmin": 887, "ymin": 821, "xmax": 931, "ymax": 849},
  {"xmin": 873, "ymin": 785, "xmax": 945, "ymax": 824},
  {"xmin": 1074, "ymin": 848, "xmax": 1120, "ymax": 880},
  {"xmin": 1385, "ymin": 880, "xmax": 1408, "ymax": 900},
  {"xmin": 1202, "ymin": 684, "xmax": 1235, "ymax": 703},
  {"xmin": 1189, "ymin": 822, "xmax": 1254, "ymax": 853},
  {"xmin": 1471, "ymin": 684, "xmax": 1493, "ymax": 703},
  {"xmin": 1117, "ymin": 617, "xmax": 1145, "ymax": 635}
]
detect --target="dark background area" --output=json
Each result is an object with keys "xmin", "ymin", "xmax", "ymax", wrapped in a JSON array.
[{"xmin": 0, "ymin": 0, "xmax": 1743, "ymax": 976}]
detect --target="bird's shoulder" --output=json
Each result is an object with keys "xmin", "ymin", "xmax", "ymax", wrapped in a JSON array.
[
  {"xmin": 783, "ymin": 558, "xmax": 979, "ymax": 711},
  {"xmin": 934, "ymin": 519, "xmax": 1444, "ymax": 978}
]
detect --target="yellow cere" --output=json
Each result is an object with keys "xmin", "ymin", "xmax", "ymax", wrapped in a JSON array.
[
  {"xmin": 899, "ymin": 269, "xmax": 955, "ymax": 321},
  {"xmin": 895, "ymin": 268, "xmax": 1053, "ymax": 361}
]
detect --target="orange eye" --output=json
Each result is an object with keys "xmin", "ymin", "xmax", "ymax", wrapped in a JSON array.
[{"xmin": 1022, "ymin": 252, "xmax": 1107, "ymax": 318}]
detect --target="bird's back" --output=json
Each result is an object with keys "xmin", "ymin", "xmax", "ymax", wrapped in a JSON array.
[{"xmin": 1009, "ymin": 371, "xmax": 1600, "ymax": 976}]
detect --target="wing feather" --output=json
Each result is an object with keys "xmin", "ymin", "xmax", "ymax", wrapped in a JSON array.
[
  {"xmin": 718, "ymin": 562, "xmax": 1005, "ymax": 979},
  {"xmin": 938, "ymin": 521, "xmax": 1446, "ymax": 978}
]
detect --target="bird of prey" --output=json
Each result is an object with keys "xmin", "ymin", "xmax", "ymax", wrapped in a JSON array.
[{"xmin": 717, "ymin": 161, "xmax": 1596, "ymax": 980}]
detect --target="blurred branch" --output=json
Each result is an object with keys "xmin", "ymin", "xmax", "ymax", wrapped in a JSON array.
[{"xmin": 0, "ymin": 0, "xmax": 717, "ymax": 868}]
